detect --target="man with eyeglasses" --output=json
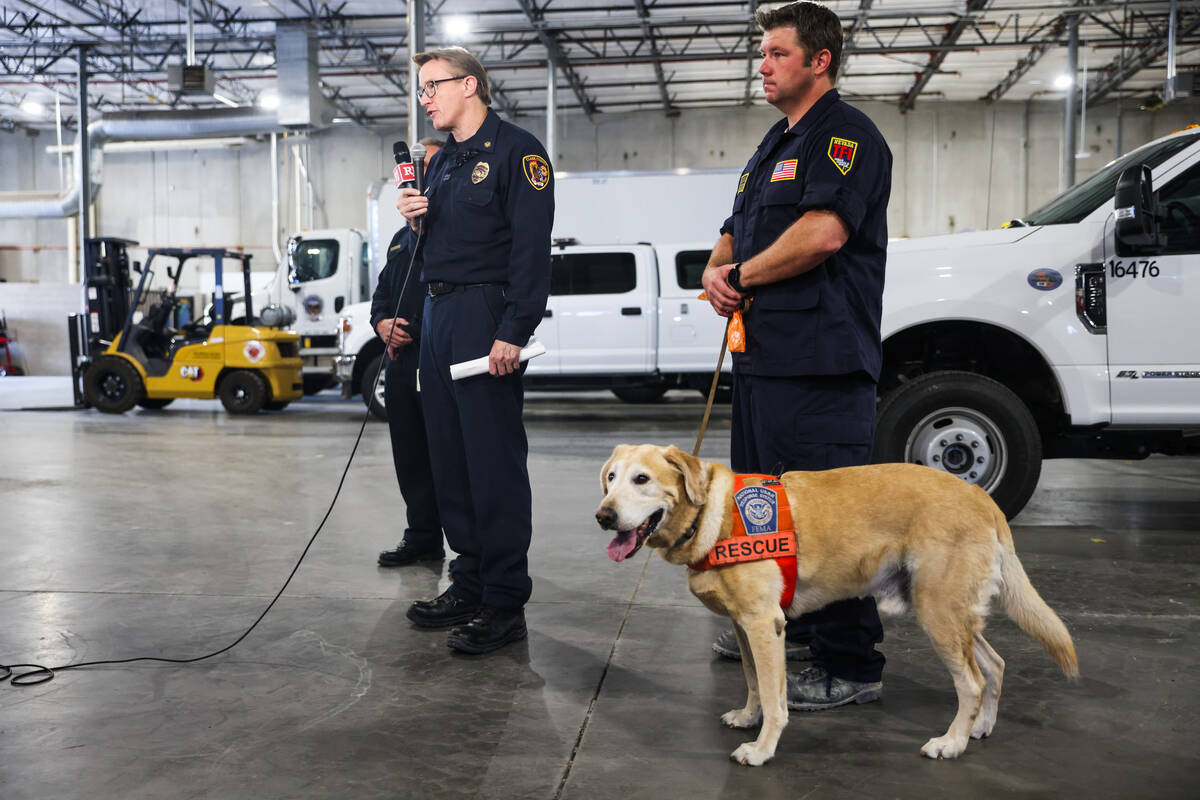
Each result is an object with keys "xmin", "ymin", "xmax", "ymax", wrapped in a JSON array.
[{"xmin": 398, "ymin": 46, "xmax": 554, "ymax": 655}]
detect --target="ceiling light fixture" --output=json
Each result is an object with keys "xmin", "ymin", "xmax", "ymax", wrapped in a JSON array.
[
  {"xmin": 212, "ymin": 91, "xmax": 240, "ymax": 108},
  {"xmin": 259, "ymin": 90, "xmax": 280, "ymax": 111},
  {"xmin": 444, "ymin": 16, "xmax": 471, "ymax": 39},
  {"xmin": 1053, "ymin": 74, "xmax": 1073, "ymax": 90},
  {"xmin": 19, "ymin": 100, "xmax": 46, "ymax": 116}
]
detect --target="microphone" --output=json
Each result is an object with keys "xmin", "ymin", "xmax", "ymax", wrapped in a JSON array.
[
  {"xmin": 393, "ymin": 140, "xmax": 423, "ymax": 233},
  {"xmin": 410, "ymin": 142, "xmax": 427, "ymax": 196},
  {"xmin": 392, "ymin": 141, "xmax": 416, "ymax": 188}
]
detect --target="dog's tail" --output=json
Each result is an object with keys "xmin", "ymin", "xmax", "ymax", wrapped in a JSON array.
[{"xmin": 994, "ymin": 506, "xmax": 1080, "ymax": 679}]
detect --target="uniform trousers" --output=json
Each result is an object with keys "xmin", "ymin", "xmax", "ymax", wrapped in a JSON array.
[
  {"xmin": 419, "ymin": 284, "xmax": 533, "ymax": 610},
  {"xmin": 731, "ymin": 370, "xmax": 886, "ymax": 683},
  {"xmin": 383, "ymin": 342, "xmax": 442, "ymax": 549}
]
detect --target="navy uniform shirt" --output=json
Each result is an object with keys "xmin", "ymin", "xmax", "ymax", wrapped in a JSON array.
[
  {"xmin": 722, "ymin": 88, "xmax": 891, "ymax": 380},
  {"xmin": 370, "ymin": 227, "xmax": 424, "ymax": 338},
  {"xmin": 419, "ymin": 108, "xmax": 555, "ymax": 347}
]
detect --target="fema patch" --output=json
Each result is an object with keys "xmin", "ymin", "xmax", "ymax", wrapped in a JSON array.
[
  {"xmin": 827, "ymin": 136, "xmax": 858, "ymax": 175},
  {"xmin": 522, "ymin": 154, "xmax": 551, "ymax": 190},
  {"xmin": 734, "ymin": 486, "xmax": 778, "ymax": 535}
]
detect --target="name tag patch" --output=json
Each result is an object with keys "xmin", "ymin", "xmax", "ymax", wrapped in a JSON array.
[
  {"xmin": 770, "ymin": 159, "xmax": 798, "ymax": 182},
  {"xmin": 828, "ymin": 137, "xmax": 858, "ymax": 175},
  {"xmin": 707, "ymin": 531, "xmax": 795, "ymax": 566}
]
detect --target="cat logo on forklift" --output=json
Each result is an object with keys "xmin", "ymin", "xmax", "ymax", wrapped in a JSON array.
[{"xmin": 180, "ymin": 365, "xmax": 204, "ymax": 381}]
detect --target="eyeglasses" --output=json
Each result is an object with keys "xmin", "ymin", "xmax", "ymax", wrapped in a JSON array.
[{"xmin": 416, "ymin": 76, "xmax": 467, "ymax": 100}]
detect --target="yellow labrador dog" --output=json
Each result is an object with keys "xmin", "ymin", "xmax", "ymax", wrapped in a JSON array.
[{"xmin": 595, "ymin": 444, "xmax": 1078, "ymax": 766}]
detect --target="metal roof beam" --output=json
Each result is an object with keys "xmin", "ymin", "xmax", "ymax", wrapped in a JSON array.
[
  {"xmin": 1087, "ymin": 8, "xmax": 1200, "ymax": 104},
  {"xmin": 633, "ymin": 0, "xmax": 675, "ymax": 113},
  {"xmin": 515, "ymin": 0, "xmax": 598, "ymax": 117},
  {"xmin": 899, "ymin": 0, "xmax": 990, "ymax": 112}
]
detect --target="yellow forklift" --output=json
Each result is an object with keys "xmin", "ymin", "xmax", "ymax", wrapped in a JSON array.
[{"xmin": 81, "ymin": 247, "xmax": 303, "ymax": 414}]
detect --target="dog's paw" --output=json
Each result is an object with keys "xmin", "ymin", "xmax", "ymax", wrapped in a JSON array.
[
  {"xmin": 730, "ymin": 742, "xmax": 772, "ymax": 767},
  {"xmin": 721, "ymin": 708, "xmax": 762, "ymax": 729},
  {"xmin": 970, "ymin": 716, "xmax": 996, "ymax": 740},
  {"xmin": 920, "ymin": 735, "xmax": 967, "ymax": 760}
]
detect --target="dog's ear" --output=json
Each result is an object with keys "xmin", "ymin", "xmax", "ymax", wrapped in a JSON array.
[
  {"xmin": 600, "ymin": 445, "xmax": 628, "ymax": 495},
  {"xmin": 663, "ymin": 445, "xmax": 708, "ymax": 505}
]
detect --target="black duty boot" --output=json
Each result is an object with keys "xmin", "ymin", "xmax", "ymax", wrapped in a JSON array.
[
  {"xmin": 378, "ymin": 540, "xmax": 445, "ymax": 567},
  {"xmin": 446, "ymin": 606, "xmax": 527, "ymax": 654},
  {"xmin": 406, "ymin": 588, "xmax": 481, "ymax": 629}
]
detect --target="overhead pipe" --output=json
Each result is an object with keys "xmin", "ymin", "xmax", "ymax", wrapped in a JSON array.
[{"xmin": 0, "ymin": 107, "xmax": 286, "ymax": 219}]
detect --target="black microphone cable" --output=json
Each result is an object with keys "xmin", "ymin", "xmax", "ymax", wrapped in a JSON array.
[{"xmin": 1, "ymin": 221, "xmax": 428, "ymax": 688}]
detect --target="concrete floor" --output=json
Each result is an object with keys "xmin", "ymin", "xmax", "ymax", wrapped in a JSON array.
[{"xmin": 1, "ymin": 389, "xmax": 1197, "ymax": 800}]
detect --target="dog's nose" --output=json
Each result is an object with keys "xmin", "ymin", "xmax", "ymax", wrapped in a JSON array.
[{"xmin": 596, "ymin": 507, "xmax": 617, "ymax": 529}]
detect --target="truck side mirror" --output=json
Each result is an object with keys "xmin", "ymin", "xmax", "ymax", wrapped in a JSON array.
[
  {"xmin": 1113, "ymin": 164, "xmax": 1165, "ymax": 257},
  {"xmin": 286, "ymin": 236, "xmax": 302, "ymax": 292}
]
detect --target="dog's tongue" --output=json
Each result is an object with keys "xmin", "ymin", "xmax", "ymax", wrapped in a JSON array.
[{"xmin": 607, "ymin": 530, "xmax": 638, "ymax": 562}]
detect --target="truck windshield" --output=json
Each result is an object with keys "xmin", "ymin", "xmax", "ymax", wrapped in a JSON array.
[
  {"xmin": 292, "ymin": 240, "xmax": 339, "ymax": 281},
  {"xmin": 1023, "ymin": 132, "xmax": 1200, "ymax": 226}
]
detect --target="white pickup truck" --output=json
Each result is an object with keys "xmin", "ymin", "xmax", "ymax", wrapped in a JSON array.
[
  {"xmin": 338, "ymin": 125, "xmax": 1200, "ymax": 520},
  {"xmin": 334, "ymin": 240, "xmax": 731, "ymax": 416}
]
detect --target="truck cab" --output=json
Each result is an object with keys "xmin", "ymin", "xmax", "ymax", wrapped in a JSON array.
[{"xmin": 875, "ymin": 125, "xmax": 1200, "ymax": 518}]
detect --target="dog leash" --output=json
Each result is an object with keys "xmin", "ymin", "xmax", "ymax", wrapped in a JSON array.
[{"xmin": 692, "ymin": 318, "xmax": 731, "ymax": 457}]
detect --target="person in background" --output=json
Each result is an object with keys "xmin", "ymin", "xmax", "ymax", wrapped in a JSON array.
[{"xmin": 374, "ymin": 137, "xmax": 445, "ymax": 567}]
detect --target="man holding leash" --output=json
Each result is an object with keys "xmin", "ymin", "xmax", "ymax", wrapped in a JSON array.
[
  {"xmin": 397, "ymin": 47, "xmax": 554, "ymax": 654},
  {"xmin": 701, "ymin": 1, "xmax": 892, "ymax": 709}
]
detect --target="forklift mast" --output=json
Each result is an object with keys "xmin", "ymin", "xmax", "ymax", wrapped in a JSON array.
[{"xmin": 82, "ymin": 237, "xmax": 139, "ymax": 350}]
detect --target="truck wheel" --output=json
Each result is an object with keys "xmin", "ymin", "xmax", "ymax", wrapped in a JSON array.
[
  {"xmin": 874, "ymin": 370, "xmax": 1042, "ymax": 520},
  {"xmin": 361, "ymin": 352, "xmax": 388, "ymax": 421},
  {"xmin": 138, "ymin": 398, "xmax": 174, "ymax": 410},
  {"xmin": 83, "ymin": 357, "xmax": 144, "ymax": 414},
  {"xmin": 219, "ymin": 370, "xmax": 267, "ymax": 414},
  {"xmin": 264, "ymin": 401, "xmax": 290, "ymax": 411},
  {"xmin": 612, "ymin": 385, "xmax": 667, "ymax": 404}
]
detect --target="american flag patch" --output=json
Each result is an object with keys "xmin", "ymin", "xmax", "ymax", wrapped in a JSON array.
[{"xmin": 770, "ymin": 159, "xmax": 798, "ymax": 182}]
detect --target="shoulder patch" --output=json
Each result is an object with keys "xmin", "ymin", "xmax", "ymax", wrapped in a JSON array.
[
  {"xmin": 522, "ymin": 154, "xmax": 551, "ymax": 190},
  {"xmin": 737, "ymin": 172, "xmax": 749, "ymax": 194},
  {"xmin": 827, "ymin": 137, "xmax": 858, "ymax": 175}
]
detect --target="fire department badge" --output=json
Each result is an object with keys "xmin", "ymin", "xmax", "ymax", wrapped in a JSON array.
[
  {"xmin": 522, "ymin": 154, "xmax": 551, "ymax": 191},
  {"xmin": 471, "ymin": 161, "xmax": 490, "ymax": 184},
  {"xmin": 827, "ymin": 136, "xmax": 858, "ymax": 175}
]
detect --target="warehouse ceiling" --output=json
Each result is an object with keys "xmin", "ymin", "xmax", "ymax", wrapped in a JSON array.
[{"xmin": 0, "ymin": 0, "xmax": 1197, "ymax": 131}]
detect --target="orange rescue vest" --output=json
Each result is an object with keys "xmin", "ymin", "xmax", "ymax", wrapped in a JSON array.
[{"xmin": 689, "ymin": 474, "xmax": 798, "ymax": 608}]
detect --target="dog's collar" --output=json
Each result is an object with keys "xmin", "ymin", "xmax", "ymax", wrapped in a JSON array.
[{"xmin": 670, "ymin": 504, "xmax": 705, "ymax": 551}]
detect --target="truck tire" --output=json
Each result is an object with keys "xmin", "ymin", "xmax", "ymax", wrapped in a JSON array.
[
  {"xmin": 361, "ymin": 352, "xmax": 388, "ymax": 421},
  {"xmin": 874, "ymin": 370, "xmax": 1042, "ymax": 520},
  {"xmin": 612, "ymin": 385, "xmax": 668, "ymax": 404},
  {"xmin": 219, "ymin": 370, "xmax": 267, "ymax": 415},
  {"xmin": 83, "ymin": 357, "xmax": 144, "ymax": 414},
  {"xmin": 138, "ymin": 398, "xmax": 174, "ymax": 410}
]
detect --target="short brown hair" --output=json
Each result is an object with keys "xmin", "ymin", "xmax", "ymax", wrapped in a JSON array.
[
  {"xmin": 755, "ymin": 1, "xmax": 844, "ymax": 82},
  {"xmin": 413, "ymin": 47, "xmax": 492, "ymax": 106}
]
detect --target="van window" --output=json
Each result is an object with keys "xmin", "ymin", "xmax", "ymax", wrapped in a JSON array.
[
  {"xmin": 1023, "ymin": 132, "xmax": 1199, "ymax": 226},
  {"xmin": 675, "ymin": 250, "xmax": 711, "ymax": 290},
  {"xmin": 1158, "ymin": 163, "xmax": 1200, "ymax": 254},
  {"xmin": 551, "ymin": 252, "xmax": 637, "ymax": 295},
  {"xmin": 292, "ymin": 240, "xmax": 339, "ymax": 281}
]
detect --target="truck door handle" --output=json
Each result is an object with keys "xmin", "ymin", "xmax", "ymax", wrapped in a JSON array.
[
  {"xmin": 543, "ymin": 309, "xmax": 553, "ymax": 318},
  {"xmin": 621, "ymin": 307, "xmax": 641, "ymax": 316}
]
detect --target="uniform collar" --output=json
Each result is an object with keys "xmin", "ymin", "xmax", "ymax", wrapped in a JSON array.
[
  {"xmin": 785, "ymin": 88, "xmax": 840, "ymax": 138},
  {"xmin": 449, "ymin": 107, "xmax": 501, "ymax": 154}
]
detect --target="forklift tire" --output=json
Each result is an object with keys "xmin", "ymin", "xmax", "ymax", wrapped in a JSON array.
[
  {"xmin": 83, "ymin": 357, "xmax": 144, "ymax": 414},
  {"xmin": 138, "ymin": 398, "xmax": 174, "ymax": 410},
  {"xmin": 264, "ymin": 401, "xmax": 290, "ymax": 411},
  {"xmin": 219, "ymin": 370, "xmax": 267, "ymax": 415}
]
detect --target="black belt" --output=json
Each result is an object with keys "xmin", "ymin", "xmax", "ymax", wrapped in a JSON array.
[{"xmin": 426, "ymin": 281, "xmax": 502, "ymax": 297}]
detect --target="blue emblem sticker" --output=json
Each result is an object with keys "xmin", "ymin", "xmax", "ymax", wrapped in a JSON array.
[
  {"xmin": 1027, "ymin": 268, "xmax": 1063, "ymax": 291},
  {"xmin": 734, "ymin": 486, "xmax": 778, "ymax": 535}
]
